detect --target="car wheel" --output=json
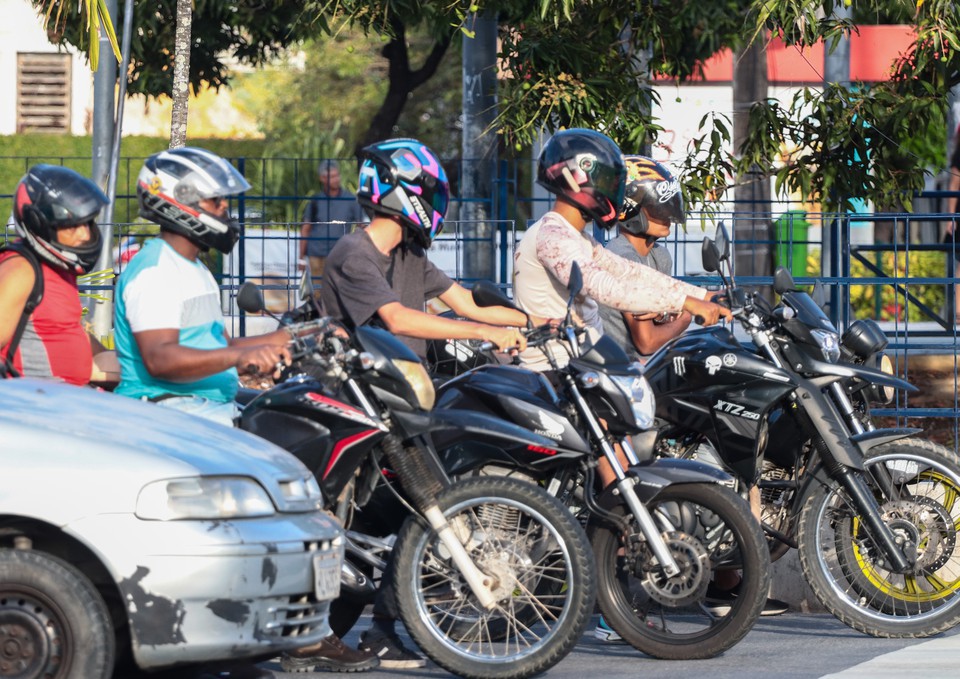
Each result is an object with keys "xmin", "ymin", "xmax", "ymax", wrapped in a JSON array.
[{"xmin": 0, "ymin": 547, "xmax": 115, "ymax": 679}]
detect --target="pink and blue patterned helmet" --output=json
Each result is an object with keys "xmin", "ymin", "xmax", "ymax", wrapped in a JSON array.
[{"xmin": 357, "ymin": 139, "xmax": 450, "ymax": 248}]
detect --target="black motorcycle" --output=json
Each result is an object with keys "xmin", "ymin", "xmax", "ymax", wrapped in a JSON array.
[
  {"xmin": 429, "ymin": 263, "xmax": 771, "ymax": 660},
  {"xmin": 644, "ymin": 224, "xmax": 960, "ymax": 638},
  {"xmin": 234, "ymin": 285, "xmax": 596, "ymax": 679}
]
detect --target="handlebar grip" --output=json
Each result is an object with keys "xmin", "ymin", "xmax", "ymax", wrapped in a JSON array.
[
  {"xmin": 478, "ymin": 341, "xmax": 496, "ymax": 352},
  {"xmin": 693, "ymin": 315, "xmax": 706, "ymax": 325},
  {"xmin": 244, "ymin": 363, "xmax": 257, "ymax": 374}
]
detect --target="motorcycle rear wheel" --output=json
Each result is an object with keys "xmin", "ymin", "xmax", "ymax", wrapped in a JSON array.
[
  {"xmin": 393, "ymin": 476, "xmax": 595, "ymax": 679},
  {"xmin": 590, "ymin": 482, "xmax": 770, "ymax": 659},
  {"xmin": 798, "ymin": 438, "xmax": 960, "ymax": 637}
]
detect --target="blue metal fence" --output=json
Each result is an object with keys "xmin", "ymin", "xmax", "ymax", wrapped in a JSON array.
[{"xmin": 2, "ymin": 156, "xmax": 958, "ymax": 449}]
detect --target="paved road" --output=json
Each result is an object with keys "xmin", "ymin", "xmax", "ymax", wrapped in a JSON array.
[{"xmin": 253, "ymin": 612, "xmax": 960, "ymax": 679}]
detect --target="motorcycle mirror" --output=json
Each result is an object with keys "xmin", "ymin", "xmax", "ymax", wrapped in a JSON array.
[
  {"xmin": 568, "ymin": 261, "xmax": 583, "ymax": 301},
  {"xmin": 236, "ymin": 281, "xmax": 266, "ymax": 314},
  {"xmin": 702, "ymin": 237, "xmax": 721, "ymax": 273},
  {"xmin": 812, "ymin": 280, "xmax": 828, "ymax": 308},
  {"xmin": 715, "ymin": 221, "xmax": 731, "ymax": 261},
  {"xmin": 299, "ymin": 266, "xmax": 316, "ymax": 302},
  {"xmin": 472, "ymin": 280, "xmax": 521, "ymax": 312},
  {"xmin": 773, "ymin": 267, "xmax": 799, "ymax": 294}
]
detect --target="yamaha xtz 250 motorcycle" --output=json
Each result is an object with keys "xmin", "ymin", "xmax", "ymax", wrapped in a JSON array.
[{"xmin": 645, "ymin": 224, "xmax": 960, "ymax": 638}]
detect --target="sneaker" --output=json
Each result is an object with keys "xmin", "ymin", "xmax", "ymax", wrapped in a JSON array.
[
  {"xmin": 359, "ymin": 628, "xmax": 427, "ymax": 669},
  {"xmin": 704, "ymin": 584, "xmax": 789, "ymax": 617},
  {"xmin": 594, "ymin": 616, "xmax": 624, "ymax": 643},
  {"xmin": 280, "ymin": 634, "xmax": 380, "ymax": 673}
]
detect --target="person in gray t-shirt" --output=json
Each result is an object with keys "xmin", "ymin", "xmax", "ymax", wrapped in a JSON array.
[
  {"xmin": 298, "ymin": 160, "xmax": 365, "ymax": 287},
  {"xmin": 599, "ymin": 156, "xmax": 693, "ymax": 363}
]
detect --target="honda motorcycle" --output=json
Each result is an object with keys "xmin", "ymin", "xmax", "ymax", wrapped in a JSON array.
[
  {"xmin": 233, "ymin": 284, "xmax": 596, "ymax": 679},
  {"xmin": 428, "ymin": 264, "xmax": 771, "ymax": 660},
  {"xmin": 643, "ymin": 224, "xmax": 960, "ymax": 638}
]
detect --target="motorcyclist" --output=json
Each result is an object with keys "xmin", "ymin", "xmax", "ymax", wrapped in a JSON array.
[
  {"xmin": 320, "ymin": 137, "xmax": 548, "ymax": 669},
  {"xmin": 0, "ymin": 164, "xmax": 118, "ymax": 385},
  {"xmin": 112, "ymin": 147, "xmax": 379, "ymax": 674},
  {"xmin": 512, "ymin": 128, "xmax": 731, "ymax": 373}
]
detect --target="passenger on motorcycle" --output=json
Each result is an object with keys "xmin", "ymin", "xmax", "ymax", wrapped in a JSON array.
[
  {"xmin": 598, "ymin": 155, "xmax": 693, "ymax": 362},
  {"xmin": 512, "ymin": 128, "xmax": 731, "ymax": 373},
  {"xmin": 113, "ymin": 147, "xmax": 380, "ymax": 674},
  {"xmin": 0, "ymin": 165, "xmax": 118, "ymax": 386}
]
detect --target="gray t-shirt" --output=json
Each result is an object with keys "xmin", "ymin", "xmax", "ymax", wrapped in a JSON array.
[
  {"xmin": 321, "ymin": 229, "xmax": 453, "ymax": 358},
  {"xmin": 302, "ymin": 191, "xmax": 365, "ymax": 258},
  {"xmin": 598, "ymin": 236, "xmax": 673, "ymax": 361}
]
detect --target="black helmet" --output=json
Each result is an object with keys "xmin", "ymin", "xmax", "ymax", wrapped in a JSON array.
[
  {"xmin": 618, "ymin": 155, "xmax": 685, "ymax": 238},
  {"xmin": 136, "ymin": 147, "xmax": 251, "ymax": 254},
  {"xmin": 13, "ymin": 164, "xmax": 107, "ymax": 274},
  {"xmin": 357, "ymin": 138, "xmax": 450, "ymax": 248},
  {"xmin": 536, "ymin": 128, "xmax": 626, "ymax": 230}
]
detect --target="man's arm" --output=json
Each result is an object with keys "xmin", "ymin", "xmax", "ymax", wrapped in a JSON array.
[
  {"xmin": 376, "ymin": 302, "xmax": 525, "ymax": 352},
  {"xmin": 133, "ymin": 328, "xmax": 290, "ymax": 380},
  {"xmin": 439, "ymin": 283, "xmax": 530, "ymax": 328},
  {"xmin": 0, "ymin": 256, "xmax": 34, "ymax": 349}
]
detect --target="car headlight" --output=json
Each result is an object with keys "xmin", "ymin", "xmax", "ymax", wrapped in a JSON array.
[
  {"xmin": 810, "ymin": 329, "xmax": 841, "ymax": 363},
  {"xmin": 393, "ymin": 359, "xmax": 436, "ymax": 410},
  {"xmin": 610, "ymin": 373, "xmax": 656, "ymax": 430},
  {"xmin": 137, "ymin": 476, "xmax": 275, "ymax": 520}
]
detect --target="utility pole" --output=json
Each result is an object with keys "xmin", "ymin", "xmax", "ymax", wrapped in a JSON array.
[
  {"xmin": 822, "ymin": 3, "xmax": 852, "ymax": 322},
  {"xmin": 90, "ymin": 0, "xmax": 118, "ymax": 339},
  {"xmin": 461, "ymin": 12, "xmax": 497, "ymax": 283}
]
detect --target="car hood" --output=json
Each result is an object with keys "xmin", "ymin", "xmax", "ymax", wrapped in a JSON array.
[{"xmin": 0, "ymin": 379, "xmax": 319, "ymax": 518}]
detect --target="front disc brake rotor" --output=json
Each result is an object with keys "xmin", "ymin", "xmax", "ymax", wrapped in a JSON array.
[{"xmin": 637, "ymin": 531, "xmax": 711, "ymax": 607}]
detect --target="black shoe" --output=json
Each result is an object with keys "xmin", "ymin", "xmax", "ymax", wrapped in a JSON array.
[
  {"xmin": 358, "ymin": 628, "xmax": 427, "ymax": 669},
  {"xmin": 281, "ymin": 634, "xmax": 380, "ymax": 673},
  {"xmin": 705, "ymin": 584, "xmax": 789, "ymax": 617}
]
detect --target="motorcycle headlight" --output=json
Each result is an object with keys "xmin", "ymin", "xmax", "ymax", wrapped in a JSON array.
[
  {"xmin": 610, "ymin": 373, "xmax": 656, "ymax": 430},
  {"xmin": 393, "ymin": 359, "xmax": 436, "ymax": 411},
  {"xmin": 870, "ymin": 353, "xmax": 897, "ymax": 404},
  {"xmin": 137, "ymin": 476, "xmax": 275, "ymax": 520},
  {"xmin": 810, "ymin": 329, "xmax": 841, "ymax": 363}
]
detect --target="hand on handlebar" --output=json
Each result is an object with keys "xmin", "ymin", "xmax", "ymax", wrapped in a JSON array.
[
  {"xmin": 238, "ymin": 344, "xmax": 292, "ymax": 378},
  {"xmin": 683, "ymin": 295, "xmax": 733, "ymax": 326},
  {"xmin": 480, "ymin": 325, "xmax": 527, "ymax": 353}
]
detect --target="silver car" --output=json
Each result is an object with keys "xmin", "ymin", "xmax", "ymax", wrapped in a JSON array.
[{"xmin": 0, "ymin": 379, "xmax": 343, "ymax": 678}]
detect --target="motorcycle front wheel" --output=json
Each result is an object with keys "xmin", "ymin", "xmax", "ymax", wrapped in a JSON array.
[
  {"xmin": 590, "ymin": 482, "xmax": 770, "ymax": 659},
  {"xmin": 798, "ymin": 437, "xmax": 960, "ymax": 637},
  {"xmin": 393, "ymin": 476, "xmax": 595, "ymax": 679}
]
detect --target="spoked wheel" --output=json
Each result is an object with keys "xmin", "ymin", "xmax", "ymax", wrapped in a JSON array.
[
  {"xmin": 798, "ymin": 438, "xmax": 960, "ymax": 637},
  {"xmin": 393, "ymin": 476, "xmax": 595, "ymax": 679},
  {"xmin": 0, "ymin": 548, "xmax": 114, "ymax": 679},
  {"xmin": 590, "ymin": 483, "xmax": 770, "ymax": 659}
]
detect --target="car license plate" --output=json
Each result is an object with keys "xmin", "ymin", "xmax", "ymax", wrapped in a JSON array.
[{"xmin": 313, "ymin": 553, "xmax": 341, "ymax": 600}]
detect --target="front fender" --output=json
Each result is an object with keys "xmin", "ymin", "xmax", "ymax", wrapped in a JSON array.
[
  {"xmin": 390, "ymin": 408, "xmax": 560, "ymax": 452},
  {"xmin": 627, "ymin": 458, "xmax": 733, "ymax": 503},
  {"xmin": 851, "ymin": 428, "xmax": 924, "ymax": 455}
]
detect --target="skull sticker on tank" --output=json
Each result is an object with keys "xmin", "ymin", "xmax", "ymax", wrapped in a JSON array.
[{"xmin": 705, "ymin": 355, "xmax": 722, "ymax": 375}]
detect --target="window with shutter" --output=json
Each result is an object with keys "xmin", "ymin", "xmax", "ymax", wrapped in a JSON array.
[{"xmin": 17, "ymin": 52, "xmax": 72, "ymax": 134}]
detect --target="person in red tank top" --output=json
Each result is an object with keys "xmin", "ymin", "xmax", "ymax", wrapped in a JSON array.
[{"xmin": 0, "ymin": 165, "xmax": 118, "ymax": 386}]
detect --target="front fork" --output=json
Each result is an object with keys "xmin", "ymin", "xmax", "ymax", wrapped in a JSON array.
[
  {"xmin": 814, "ymin": 384, "xmax": 914, "ymax": 573},
  {"xmin": 566, "ymin": 382, "xmax": 682, "ymax": 577}
]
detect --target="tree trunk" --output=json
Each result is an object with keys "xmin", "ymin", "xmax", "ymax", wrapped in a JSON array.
[
  {"xmin": 170, "ymin": 0, "xmax": 192, "ymax": 149},
  {"xmin": 732, "ymin": 37, "xmax": 772, "ymax": 284},
  {"xmin": 354, "ymin": 17, "xmax": 452, "ymax": 157}
]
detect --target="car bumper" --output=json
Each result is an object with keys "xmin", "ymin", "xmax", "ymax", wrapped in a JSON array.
[{"xmin": 67, "ymin": 510, "xmax": 343, "ymax": 669}]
